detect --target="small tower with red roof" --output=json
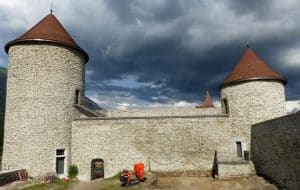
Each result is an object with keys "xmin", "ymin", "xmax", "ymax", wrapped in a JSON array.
[
  {"xmin": 2, "ymin": 12, "xmax": 88, "ymax": 176},
  {"xmin": 220, "ymin": 46, "xmax": 287, "ymax": 155},
  {"xmin": 195, "ymin": 89, "xmax": 215, "ymax": 108}
]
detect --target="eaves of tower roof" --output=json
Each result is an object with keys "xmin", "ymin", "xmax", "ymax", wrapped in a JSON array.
[{"xmin": 221, "ymin": 47, "xmax": 287, "ymax": 88}]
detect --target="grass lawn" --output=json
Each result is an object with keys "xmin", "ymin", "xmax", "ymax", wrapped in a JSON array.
[
  {"xmin": 18, "ymin": 179, "xmax": 77, "ymax": 190},
  {"xmin": 14, "ymin": 174, "xmax": 152, "ymax": 190}
]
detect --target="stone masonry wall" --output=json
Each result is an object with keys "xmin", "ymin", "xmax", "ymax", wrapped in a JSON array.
[
  {"xmin": 107, "ymin": 107, "xmax": 222, "ymax": 117},
  {"xmin": 217, "ymin": 162, "xmax": 254, "ymax": 177},
  {"xmin": 221, "ymin": 80, "xmax": 286, "ymax": 152},
  {"xmin": 2, "ymin": 43, "xmax": 85, "ymax": 177},
  {"xmin": 0, "ymin": 169, "xmax": 27, "ymax": 186},
  {"xmin": 71, "ymin": 115, "xmax": 233, "ymax": 181},
  {"xmin": 251, "ymin": 112, "xmax": 300, "ymax": 190}
]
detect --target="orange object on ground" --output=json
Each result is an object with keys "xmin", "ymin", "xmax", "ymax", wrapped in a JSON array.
[{"xmin": 134, "ymin": 163, "xmax": 145, "ymax": 180}]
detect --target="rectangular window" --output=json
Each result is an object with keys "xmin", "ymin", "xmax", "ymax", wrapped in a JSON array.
[
  {"xmin": 56, "ymin": 157, "xmax": 65, "ymax": 174},
  {"xmin": 56, "ymin": 149, "xmax": 65, "ymax": 156},
  {"xmin": 56, "ymin": 149, "xmax": 65, "ymax": 174},
  {"xmin": 244, "ymin": 150, "xmax": 250, "ymax": 160},
  {"xmin": 236, "ymin": 142, "xmax": 242, "ymax": 157}
]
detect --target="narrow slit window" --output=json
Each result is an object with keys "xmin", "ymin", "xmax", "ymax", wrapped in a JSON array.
[
  {"xmin": 222, "ymin": 98, "xmax": 229, "ymax": 114},
  {"xmin": 75, "ymin": 90, "xmax": 80, "ymax": 104}
]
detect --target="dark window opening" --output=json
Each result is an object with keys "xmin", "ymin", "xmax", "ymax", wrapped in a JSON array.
[
  {"xmin": 56, "ymin": 149, "xmax": 65, "ymax": 175},
  {"xmin": 222, "ymin": 98, "xmax": 229, "ymax": 114},
  {"xmin": 56, "ymin": 149, "xmax": 65, "ymax": 156},
  {"xmin": 236, "ymin": 142, "xmax": 242, "ymax": 157},
  {"xmin": 56, "ymin": 157, "xmax": 65, "ymax": 174},
  {"xmin": 244, "ymin": 150, "xmax": 250, "ymax": 160},
  {"xmin": 75, "ymin": 90, "xmax": 80, "ymax": 104},
  {"xmin": 91, "ymin": 158, "xmax": 104, "ymax": 180}
]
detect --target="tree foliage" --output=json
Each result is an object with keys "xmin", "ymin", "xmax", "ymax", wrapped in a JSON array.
[{"xmin": 68, "ymin": 164, "xmax": 79, "ymax": 179}]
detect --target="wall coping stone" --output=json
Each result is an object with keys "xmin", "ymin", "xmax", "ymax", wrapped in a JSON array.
[
  {"xmin": 218, "ymin": 161, "xmax": 249, "ymax": 165},
  {"xmin": 73, "ymin": 114, "xmax": 229, "ymax": 121},
  {"xmin": 74, "ymin": 104, "xmax": 104, "ymax": 117},
  {"xmin": 252, "ymin": 111, "xmax": 299, "ymax": 127}
]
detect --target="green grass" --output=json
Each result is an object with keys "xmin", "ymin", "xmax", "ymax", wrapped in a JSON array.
[
  {"xmin": 19, "ymin": 179, "xmax": 77, "ymax": 190},
  {"xmin": 20, "ymin": 184, "xmax": 46, "ymax": 190},
  {"xmin": 103, "ymin": 173, "xmax": 121, "ymax": 181}
]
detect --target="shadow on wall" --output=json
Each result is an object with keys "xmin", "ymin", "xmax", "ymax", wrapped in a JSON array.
[{"xmin": 251, "ymin": 112, "xmax": 300, "ymax": 190}]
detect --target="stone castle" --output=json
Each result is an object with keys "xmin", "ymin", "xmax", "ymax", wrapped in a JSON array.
[{"xmin": 1, "ymin": 13, "xmax": 289, "ymax": 181}]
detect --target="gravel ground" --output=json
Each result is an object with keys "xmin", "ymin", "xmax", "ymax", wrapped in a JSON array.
[{"xmin": 67, "ymin": 175, "xmax": 278, "ymax": 190}]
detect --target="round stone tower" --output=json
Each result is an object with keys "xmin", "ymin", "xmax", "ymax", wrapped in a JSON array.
[
  {"xmin": 2, "ymin": 13, "xmax": 88, "ymax": 176},
  {"xmin": 220, "ymin": 47, "xmax": 287, "ymax": 153}
]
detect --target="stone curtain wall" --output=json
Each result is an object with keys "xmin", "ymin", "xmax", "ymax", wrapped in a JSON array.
[
  {"xmin": 71, "ymin": 115, "xmax": 231, "ymax": 181},
  {"xmin": 2, "ymin": 43, "xmax": 85, "ymax": 177},
  {"xmin": 107, "ymin": 107, "xmax": 222, "ymax": 117},
  {"xmin": 251, "ymin": 112, "xmax": 300, "ymax": 190}
]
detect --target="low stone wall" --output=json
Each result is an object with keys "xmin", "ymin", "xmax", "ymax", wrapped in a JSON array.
[
  {"xmin": 107, "ymin": 107, "xmax": 223, "ymax": 117},
  {"xmin": 251, "ymin": 112, "xmax": 300, "ymax": 190},
  {"xmin": 153, "ymin": 170, "xmax": 211, "ymax": 177},
  {"xmin": 0, "ymin": 169, "xmax": 27, "ymax": 186},
  {"xmin": 217, "ymin": 161, "xmax": 255, "ymax": 177}
]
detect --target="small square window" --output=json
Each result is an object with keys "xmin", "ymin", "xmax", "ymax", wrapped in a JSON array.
[{"xmin": 56, "ymin": 149, "xmax": 65, "ymax": 156}]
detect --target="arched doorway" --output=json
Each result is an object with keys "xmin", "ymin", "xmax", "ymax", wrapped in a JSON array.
[{"xmin": 91, "ymin": 158, "xmax": 104, "ymax": 180}]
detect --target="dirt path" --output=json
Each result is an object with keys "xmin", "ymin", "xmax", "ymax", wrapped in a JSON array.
[
  {"xmin": 67, "ymin": 178, "xmax": 149, "ymax": 190},
  {"xmin": 0, "ymin": 181, "xmax": 30, "ymax": 190},
  {"xmin": 154, "ymin": 176, "xmax": 277, "ymax": 190},
  {"xmin": 67, "ymin": 176, "xmax": 277, "ymax": 190}
]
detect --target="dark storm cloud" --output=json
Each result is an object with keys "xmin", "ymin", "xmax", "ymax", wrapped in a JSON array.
[
  {"xmin": 225, "ymin": 0, "xmax": 272, "ymax": 17},
  {"xmin": 1, "ymin": 0, "xmax": 300, "ymax": 108},
  {"xmin": 226, "ymin": 0, "xmax": 300, "ymax": 21},
  {"xmin": 104, "ymin": 0, "xmax": 185, "ymax": 23},
  {"xmin": 80, "ymin": 0, "xmax": 300, "ymax": 106}
]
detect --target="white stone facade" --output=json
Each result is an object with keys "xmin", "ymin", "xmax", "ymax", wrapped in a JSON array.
[
  {"xmin": 2, "ymin": 43, "xmax": 85, "ymax": 176},
  {"xmin": 71, "ymin": 115, "xmax": 231, "ymax": 181},
  {"xmin": 220, "ymin": 80, "xmax": 286, "ymax": 151}
]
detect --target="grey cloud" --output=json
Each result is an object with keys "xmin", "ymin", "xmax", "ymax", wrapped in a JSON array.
[{"xmin": 0, "ymin": 0, "xmax": 299, "ymax": 107}]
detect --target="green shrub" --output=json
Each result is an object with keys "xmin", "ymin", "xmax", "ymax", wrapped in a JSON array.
[{"xmin": 68, "ymin": 164, "xmax": 78, "ymax": 179}]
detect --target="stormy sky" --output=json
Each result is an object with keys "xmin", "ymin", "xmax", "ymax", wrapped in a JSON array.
[{"xmin": 0, "ymin": 0, "xmax": 300, "ymax": 110}]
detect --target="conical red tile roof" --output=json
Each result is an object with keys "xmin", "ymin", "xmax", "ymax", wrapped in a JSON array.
[
  {"xmin": 5, "ymin": 13, "xmax": 88, "ymax": 62},
  {"xmin": 195, "ymin": 89, "xmax": 215, "ymax": 108},
  {"xmin": 221, "ymin": 47, "xmax": 286, "ymax": 87}
]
